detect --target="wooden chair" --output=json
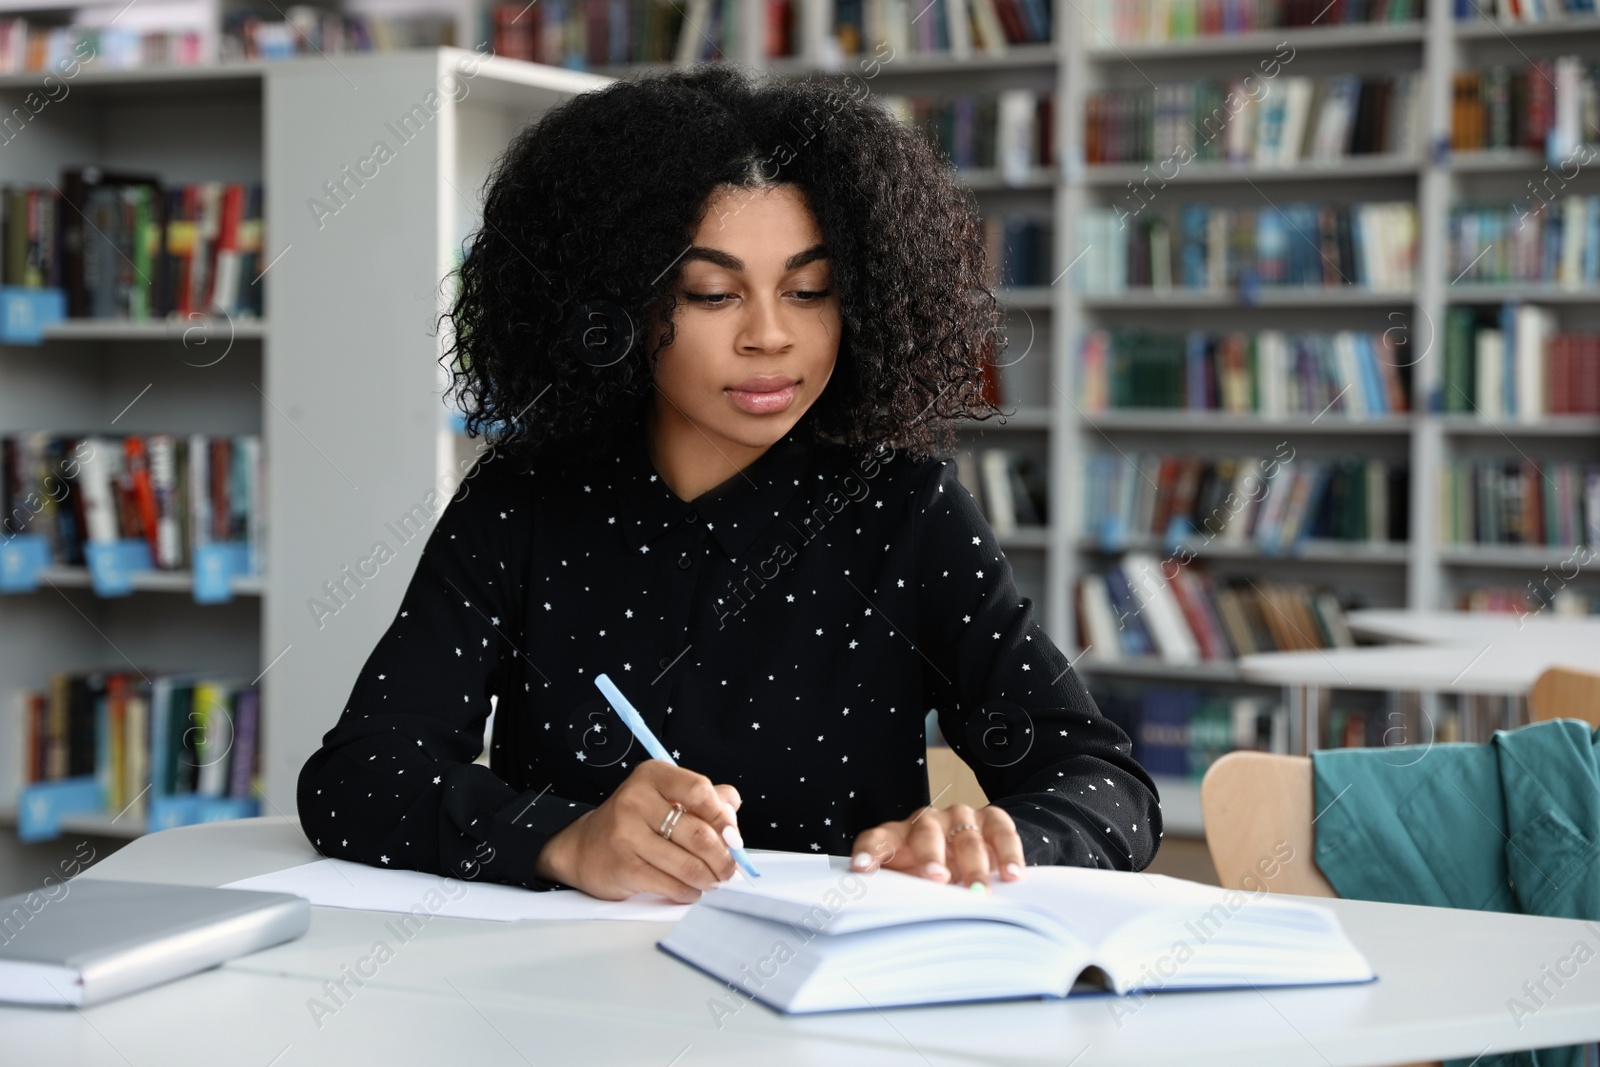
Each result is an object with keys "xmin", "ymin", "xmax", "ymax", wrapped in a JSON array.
[
  {"xmin": 1201, "ymin": 751, "xmax": 1435, "ymax": 1067},
  {"xmin": 1528, "ymin": 666, "xmax": 1600, "ymax": 728},
  {"xmin": 925, "ymin": 745, "xmax": 989, "ymax": 811},
  {"xmin": 1199, "ymin": 751, "xmax": 1336, "ymax": 898}
]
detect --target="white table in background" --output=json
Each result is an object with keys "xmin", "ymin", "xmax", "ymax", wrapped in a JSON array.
[
  {"xmin": 1345, "ymin": 608, "xmax": 1600, "ymax": 647},
  {"xmin": 1239, "ymin": 613, "xmax": 1599, "ymax": 750},
  {"xmin": 6, "ymin": 816, "xmax": 1600, "ymax": 1066}
]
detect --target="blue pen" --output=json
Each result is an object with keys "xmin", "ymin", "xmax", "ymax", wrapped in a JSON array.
[{"xmin": 594, "ymin": 673, "xmax": 762, "ymax": 879}]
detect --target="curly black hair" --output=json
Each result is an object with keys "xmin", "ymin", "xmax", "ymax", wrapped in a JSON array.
[{"xmin": 440, "ymin": 61, "xmax": 1008, "ymax": 469}]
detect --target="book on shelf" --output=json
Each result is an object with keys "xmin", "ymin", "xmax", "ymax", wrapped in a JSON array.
[
  {"xmin": 225, "ymin": 8, "xmax": 455, "ymax": 61},
  {"xmin": 1081, "ymin": 451, "xmax": 1408, "ymax": 550},
  {"xmin": 491, "ymin": 0, "xmax": 758, "ymax": 65},
  {"xmin": 4, "ymin": 172, "xmax": 265, "ymax": 321},
  {"xmin": 0, "ymin": 432, "xmax": 265, "ymax": 578},
  {"xmin": 1455, "ymin": 0, "xmax": 1600, "ymax": 28},
  {"xmin": 1086, "ymin": 72, "xmax": 1421, "ymax": 166},
  {"xmin": 880, "ymin": 89, "xmax": 1054, "ymax": 179},
  {"xmin": 1078, "ymin": 557, "xmax": 1361, "ymax": 664},
  {"xmin": 1460, "ymin": 584, "xmax": 1598, "ymax": 615},
  {"xmin": 658, "ymin": 863, "xmax": 1373, "ymax": 1014},
  {"xmin": 953, "ymin": 447, "xmax": 1047, "ymax": 535},
  {"xmin": 1087, "ymin": 0, "xmax": 1421, "ymax": 45},
  {"xmin": 981, "ymin": 213, "xmax": 1053, "ymax": 287},
  {"xmin": 1442, "ymin": 304, "xmax": 1600, "ymax": 417},
  {"xmin": 1448, "ymin": 198, "xmax": 1600, "ymax": 288},
  {"xmin": 1077, "ymin": 201, "xmax": 1417, "ymax": 295},
  {"xmin": 489, "ymin": 0, "xmax": 1049, "ymax": 68},
  {"xmin": 1448, "ymin": 58, "xmax": 1600, "ymax": 156},
  {"xmin": 1440, "ymin": 457, "xmax": 1600, "ymax": 548},
  {"xmin": 1079, "ymin": 328, "xmax": 1410, "ymax": 417},
  {"xmin": 18, "ymin": 670, "xmax": 262, "ymax": 834},
  {"xmin": 0, "ymin": 19, "xmax": 203, "ymax": 74},
  {"xmin": 829, "ymin": 0, "xmax": 1052, "ymax": 58},
  {"xmin": 1096, "ymin": 686, "xmax": 1288, "ymax": 775}
]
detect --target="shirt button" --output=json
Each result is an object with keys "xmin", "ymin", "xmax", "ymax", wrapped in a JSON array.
[
  {"xmin": 658, "ymin": 656, "xmax": 671, "ymax": 669},
  {"xmin": 677, "ymin": 554, "xmax": 691, "ymax": 570},
  {"xmin": 684, "ymin": 511, "xmax": 698, "ymax": 523}
]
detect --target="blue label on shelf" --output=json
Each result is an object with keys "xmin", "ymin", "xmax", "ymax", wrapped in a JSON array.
[
  {"xmin": 86, "ymin": 538, "xmax": 154, "ymax": 596},
  {"xmin": 1162, "ymin": 516, "xmax": 1193, "ymax": 552},
  {"xmin": 147, "ymin": 794, "xmax": 260, "ymax": 833},
  {"xmin": 17, "ymin": 776, "xmax": 104, "ymax": 842},
  {"xmin": 193, "ymin": 543, "xmax": 250, "ymax": 604},
  {"xmin": 1097, "ymin": 517, "xmax": 1127, "ymax": 549},
  {"xmin": 0, "ymin": 533, "xmax": 49, "ymax": 592},
  {"xmin": 0, "ymin": 286, "xmax": 66, "ymax": 345}
]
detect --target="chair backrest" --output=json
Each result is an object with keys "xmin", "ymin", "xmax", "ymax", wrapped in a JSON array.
[
  {"xmin": 1199, "ymin": 751, "xmax": 1336, "ymax": 898},
  {"xmin": 925, "ymin": 746, "xmax": 989, "ymax": 811},
  {"xmin": 1528, "ymin": 667, "xmax": 1600, "ymax": 728}
]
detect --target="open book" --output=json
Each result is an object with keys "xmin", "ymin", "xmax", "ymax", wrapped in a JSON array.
[{"xmin": 658, "ymin": 865, "xmax": 1374, "ymax": 1014}]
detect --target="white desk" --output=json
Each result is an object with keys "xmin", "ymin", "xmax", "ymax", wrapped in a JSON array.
[
  {"xmin": 1238, "ymin": 643, "xmax": 1598, "ymax": 698},
  {"xmin": 1239, "ymin": 610, "xmax": 1600, "ymax": 751},
  {"xmin": 1346, "ymin": 609, "xmax": 1600, "ymax": 647},
  {"xmin": 7, "ymin": 817, "xmax": 1600, "ymax": 1067}
]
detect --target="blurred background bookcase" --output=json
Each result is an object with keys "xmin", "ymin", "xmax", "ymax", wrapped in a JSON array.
[{"xmin": 0, "ymin": 47, "xmax": 605, "ymax": 890}]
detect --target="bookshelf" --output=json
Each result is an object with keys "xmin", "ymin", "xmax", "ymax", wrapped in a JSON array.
[{"xmin": 0, "ymin": 49, "xmax": 606, "ymax": 859}]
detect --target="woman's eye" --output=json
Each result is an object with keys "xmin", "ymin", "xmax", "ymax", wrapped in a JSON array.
[
  {"xmin": 792, "ymin": 289, "xmax": 832, "ymax": 301},
  {"xmin": 685, "ymin": 292, "xmax": 733, "ymax": 306}
]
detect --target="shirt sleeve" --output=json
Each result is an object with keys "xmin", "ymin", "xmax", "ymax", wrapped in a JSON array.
[
  {"xmin": 913, "ymin": 458, "xmax": 1162, "ymax": 871},
  {"xmin": 295, "ymin": 451, "xmax": 594, "ymax": 890}
]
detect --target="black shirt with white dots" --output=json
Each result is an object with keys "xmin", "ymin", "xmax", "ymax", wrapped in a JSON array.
[{"xmin": 297, "ymin": 409, "xmax": 1162, "ymax": 889}]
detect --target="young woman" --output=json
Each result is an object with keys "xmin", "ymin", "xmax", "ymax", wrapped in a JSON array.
[{"xmin": 297, "ymin": 64, "xmax": 1160, "ymax": 905}]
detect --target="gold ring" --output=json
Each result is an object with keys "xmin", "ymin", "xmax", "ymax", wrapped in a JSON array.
[
  {"xmin": 658, "ymin": 802, "xmax": 686, "ymax": 841},
  {"xmin": 947, "ymin": 822, "xmax": 980, "ymax": 841}
]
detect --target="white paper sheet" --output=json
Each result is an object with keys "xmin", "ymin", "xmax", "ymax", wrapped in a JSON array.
[{"xmin": 220, "ymin": 852, "xmax": 834, "ymax": 922}]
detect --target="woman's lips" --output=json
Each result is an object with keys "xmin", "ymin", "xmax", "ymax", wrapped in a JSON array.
[{"xmin": 725, "ymin": 383, "xmax": 798, "ymax": 415}]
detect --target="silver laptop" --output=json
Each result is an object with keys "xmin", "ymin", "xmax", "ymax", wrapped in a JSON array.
[{"xmin": 0, "ymin": 878, "xmax": 310, "ymax": 1007}]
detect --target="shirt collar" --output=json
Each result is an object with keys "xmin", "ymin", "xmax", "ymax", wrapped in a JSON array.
[{"xmin": 609, "ymin": 414, "xmax": 815, "ymax": 563}]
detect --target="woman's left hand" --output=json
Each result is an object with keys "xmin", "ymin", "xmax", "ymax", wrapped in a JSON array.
[{"xmin": 847, "ymin": 803, "xmax": 1025, "ymax": 890}]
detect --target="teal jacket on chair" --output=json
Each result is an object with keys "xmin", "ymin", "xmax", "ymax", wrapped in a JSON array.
[{"xmin": 1312, "ymin": 719, "xmax": 1600, "ymax": 1067}]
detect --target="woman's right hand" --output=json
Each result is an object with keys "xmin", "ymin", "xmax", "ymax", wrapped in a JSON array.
[{"xmin": 532, "ymin": 760, "xmax": 743, "ymax": 903}]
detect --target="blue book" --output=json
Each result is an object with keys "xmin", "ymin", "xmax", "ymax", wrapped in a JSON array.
[
  {"xmin": 1356, "ymin": 334, "xmax": 1388, "ymax": 416},
  {"xmin": 1185, "ymin": 331, "xmax": 1209, "ymax": 409},
  {"xmin": 1585, "ymin": 196, "xmax": 1600, "ymax": 283},
  {"xmin": 1179, "ymin": 204, "xmax": 1208, "ymax": 289},
  {"xmin": 1349, "ymin": 207, "xmax": 1368, "ymax": 287},
  {"xmin": 1136, "ymin": 688, "xmax": 1200, "ymax": 777},
  {"xmin": 1103, "ymin": 568, "xmax": 1154, "ymax": 657}
]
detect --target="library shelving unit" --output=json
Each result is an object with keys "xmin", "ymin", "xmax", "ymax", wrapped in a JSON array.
[
  {"xmin": 1061, "ymin": 0, "xmax": 1600, "ymax": 831},
  {"xmin": 0, "ymin": 49, "xmax": 607, "ymax": 853}
]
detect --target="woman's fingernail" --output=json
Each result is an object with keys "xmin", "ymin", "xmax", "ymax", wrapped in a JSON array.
[
  {"xmin": 852, "ymin": 852, "xmax": 873, "ymax": 870},
  {"xmin": 1005, "ymin": 862, "xmax": 1022, "ymax": 879},
  {"xmin": 969, "ymin": 880, "xmax": 988, "ymax": 894},
  {"xmin": 721, "ymin": 825, "xmax": 744, "ymax": 850},
  {"xmin": 925, "ymin": 862, "xmax": 949, "ymax": 879}
]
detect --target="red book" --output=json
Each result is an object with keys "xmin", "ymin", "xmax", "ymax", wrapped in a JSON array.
[
  {"xmin": 993, "ymin": 0, "xmax": 1025, "ymax": 44},
  {"xmin": 1549, "ymin": 334, "xmax": 1568, "ymax": 415},
  {"xmin": 1585, "ymin": 336, "xmax": 1600, "ymax": 414},
  {"xmin": 492, "ymin": 4, "xmax": 536, "ymax": 61},
  {"xmin": 122, "ymin": 437, "xmax": 160, "ymax": 560},
  {"xmin": 174, "ymin": 184, "xmax": 197, "ymax": 316},
  {"xmin": 765, "ymin": 0, "xmax": 791, "ymax": 58}
]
